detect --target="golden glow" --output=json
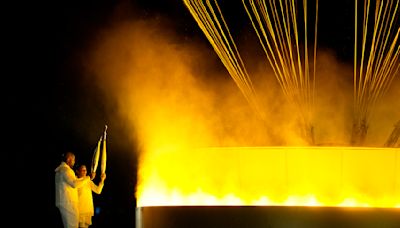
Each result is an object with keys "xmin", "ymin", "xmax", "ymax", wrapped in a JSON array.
[
  {"xmin": 137, "ymin": 146, "xmax": 400, "ymax": 208},
  {"xmin": 352, "ymin": 0, "xmax": 400, "ymax": 144},
  {"xmin": 183, "ymin": 0, "xmax": 263, "ymax": 118},
  {"xmin": 83, "ymin": 6, "xmax": 400, "ymax": 211},
  {"xmin": 184, "ymin": 0, "xmax": 320, "ymax": 142}
]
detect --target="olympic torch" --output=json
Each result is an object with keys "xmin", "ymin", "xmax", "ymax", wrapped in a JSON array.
[{"xmin": 101, "ymin": 125, "xmax": 107, "ymax": 175}]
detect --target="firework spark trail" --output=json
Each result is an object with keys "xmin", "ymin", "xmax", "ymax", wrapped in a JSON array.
[
  {"xmin": 353, "ymin": 0, "xmax": 400, "ymax": 145},
  {"xmin": 183, "ymin": 0, "xmax": 265, "ymax": 120},
  {"xmin": 243, "ymin": 0, "xmax": 318, "ymax": 144}
]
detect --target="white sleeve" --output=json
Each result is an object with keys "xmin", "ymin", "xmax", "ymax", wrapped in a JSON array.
[
  {"xmin": 63, "ymin": 168, "xmax": 89, "ymax": 188},
  {"xmin": 90, "ymin": 180, "xmax": 104, "ymax": 194}
]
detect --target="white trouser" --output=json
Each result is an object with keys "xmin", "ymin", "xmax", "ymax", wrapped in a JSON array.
[{"xmin": 59, "ymin": 206, "xmax": 79, "ymax": 228}]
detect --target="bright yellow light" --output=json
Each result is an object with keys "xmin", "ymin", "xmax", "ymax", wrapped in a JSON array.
[{"xmin": 137, "ymin": 147, "xmax": 400, "ymax": 208}]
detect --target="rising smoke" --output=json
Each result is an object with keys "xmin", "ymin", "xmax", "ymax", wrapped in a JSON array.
[{"xmin": 83, "ymin": 8, "xmax": 399, "ymax": 153}]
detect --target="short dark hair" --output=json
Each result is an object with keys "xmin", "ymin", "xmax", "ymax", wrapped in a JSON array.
[{"xmin": 62, "ymin": 151, "xmax": 75, "ymax": 162}]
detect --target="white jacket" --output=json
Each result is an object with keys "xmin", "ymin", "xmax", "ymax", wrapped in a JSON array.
[{"xmin": 55, "ymin": 162, "xmax": 89, "ymax": 213}]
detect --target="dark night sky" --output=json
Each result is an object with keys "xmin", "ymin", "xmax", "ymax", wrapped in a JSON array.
[{"xmin": 10, "ymin": 0, "xmax": 361, "ymax": 227}]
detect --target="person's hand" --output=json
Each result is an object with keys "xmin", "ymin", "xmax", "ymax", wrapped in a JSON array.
[
  {"xmin": 101, "ymin": 173, "xmax": 106, "ymax": 181},
  {"xmin": 90, "ymin": 172, "xmax": 96, "ymax": 180}
]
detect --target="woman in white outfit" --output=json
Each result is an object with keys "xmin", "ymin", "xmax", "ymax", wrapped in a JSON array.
[{"xmin": 76, "ymin": 164, "xmax": 106, "ymax": 228}]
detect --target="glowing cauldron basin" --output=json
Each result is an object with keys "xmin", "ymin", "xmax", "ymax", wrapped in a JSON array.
[{"xmin": 138, "ymin": 146, "xmax": 400, "ymax": 208}]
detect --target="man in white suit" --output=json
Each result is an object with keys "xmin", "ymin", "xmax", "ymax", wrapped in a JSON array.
[{"xmin": 55, "ymin": 152, "xmax": 93, "ymax": 228}]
